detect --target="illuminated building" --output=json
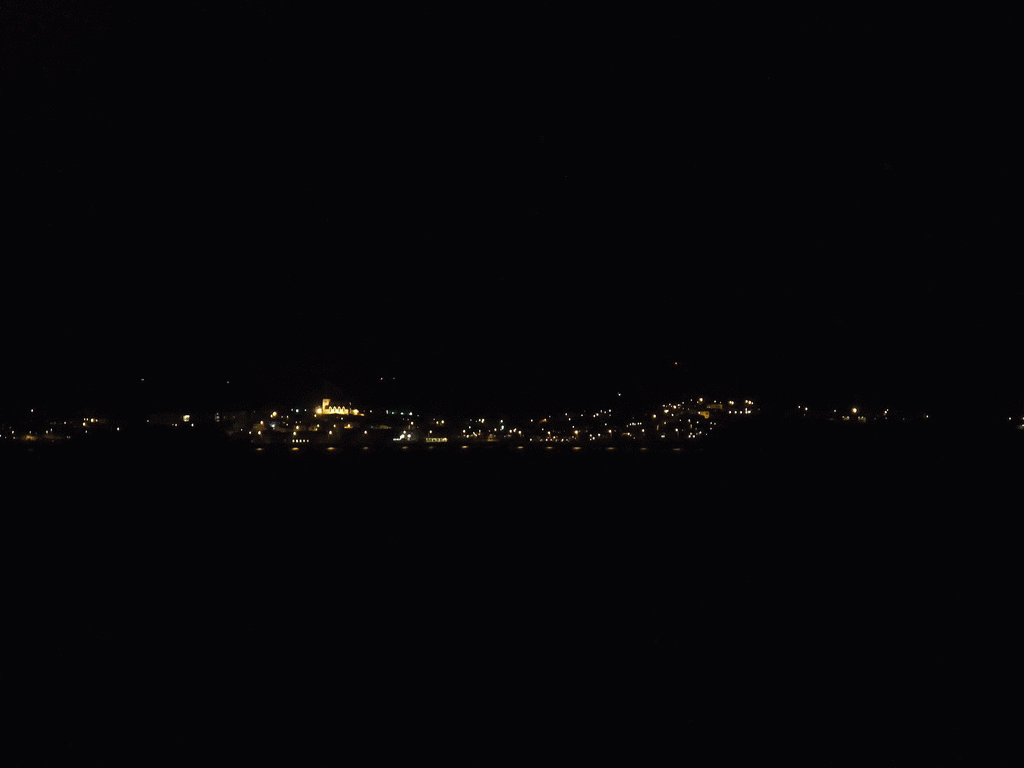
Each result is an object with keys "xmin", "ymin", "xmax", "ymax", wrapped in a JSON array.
[{"xmin": 316, "ymin": 398, "xmax": 360, "ymax": 416}]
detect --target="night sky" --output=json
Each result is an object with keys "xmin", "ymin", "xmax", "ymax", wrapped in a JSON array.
[{"xmin": 4, "ymin": 3, "xmax": 1019, "ymax": 419}]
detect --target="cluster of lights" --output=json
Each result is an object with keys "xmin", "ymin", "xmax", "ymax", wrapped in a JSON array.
[{"xmin": 12, "ymin": 393, "xmax": 893, "ymax": 452}]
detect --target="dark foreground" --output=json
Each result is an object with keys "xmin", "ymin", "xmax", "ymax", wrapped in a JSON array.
[{"xmin": 3, "ymin": 421, "xmax": 1021, "ymax": 766}]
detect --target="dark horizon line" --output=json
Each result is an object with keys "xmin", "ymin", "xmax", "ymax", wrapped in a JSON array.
[{"xmin": 3, "ymin": 389, "xmax": 1016, "ymax": 424}]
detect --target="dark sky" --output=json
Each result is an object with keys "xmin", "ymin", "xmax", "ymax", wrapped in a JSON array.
[{"xmin": 3, "ymin": 3, "xmax": 1019, "ymax": 419}]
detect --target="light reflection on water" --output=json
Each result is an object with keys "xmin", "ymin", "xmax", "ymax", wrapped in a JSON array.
[{"xmin": 244, "ymin": 441, "xmax": 695, "ymax": 456}]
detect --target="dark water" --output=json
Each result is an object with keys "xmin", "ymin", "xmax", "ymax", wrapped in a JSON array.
[{"xmin": 3, "ymin": 425, "xmax": 1021, "ymax": 765}]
